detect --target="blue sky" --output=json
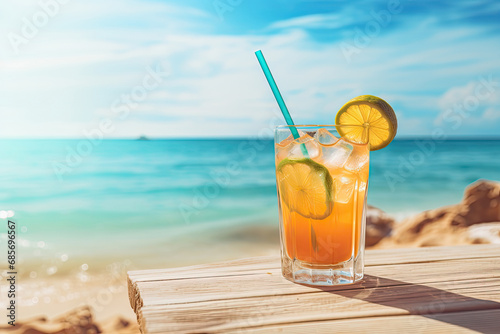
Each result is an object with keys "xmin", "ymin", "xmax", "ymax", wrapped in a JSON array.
[{"xmin": 0, "ymin": 0, "xmax": 499, "ymax": 138}]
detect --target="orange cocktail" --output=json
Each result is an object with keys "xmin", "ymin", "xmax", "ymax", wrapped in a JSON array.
[
  {"xmin": 275, "ymin": 125, "xmax": 369, "ymax": 285},
  {"xmin": 255, "ymin": 50, "xmax": 397, "ymax": 285}
]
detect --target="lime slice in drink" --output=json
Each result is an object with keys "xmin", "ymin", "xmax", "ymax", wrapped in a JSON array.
[
  {"xmin": 277, "ymin": 158, "xmax": 333, "ymax": 220},
  {"xmin": 335, "ymin": 95, "xmax": 397, "ymax": 151}
]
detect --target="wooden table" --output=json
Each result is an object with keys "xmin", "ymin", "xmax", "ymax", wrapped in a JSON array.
[{"xmin": 128, "ymin": 244, "xmax": 500, "ymax": 333}]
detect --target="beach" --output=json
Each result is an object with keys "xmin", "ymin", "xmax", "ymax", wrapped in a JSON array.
[
  {"xmin": 2, "ymin": 222, "xmax": 282, "ymax": 333},
  {"xmin": 1, "ymin": 138, "xmax": 500, "ymax": 331},
  {"xmin": 2, "ymin": 0, "xmax": 499, "ymax": 330}
]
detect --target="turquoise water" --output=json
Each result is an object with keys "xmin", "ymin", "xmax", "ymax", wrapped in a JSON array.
[{"xmin": 1, "ymin": 139, "xmax": 499, "ymax": 272}]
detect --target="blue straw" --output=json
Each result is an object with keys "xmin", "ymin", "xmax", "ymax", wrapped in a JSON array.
[{"xmin": 255, "ymin": 50, "xmax": 308, "ymax": 156}]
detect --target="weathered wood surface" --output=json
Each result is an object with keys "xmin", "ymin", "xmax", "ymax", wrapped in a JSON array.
[{"xmin": 128, "ymin": 244, "xmax": 500, "ymax": 333}]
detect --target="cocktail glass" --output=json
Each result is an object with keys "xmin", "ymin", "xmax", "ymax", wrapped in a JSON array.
[{"xmin": 275, "ymin": 125, "xmax": 369, "ymax": 286}]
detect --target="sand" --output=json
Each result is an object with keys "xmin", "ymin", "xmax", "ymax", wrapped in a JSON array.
[
  {"xmin": 0, "ymin": 223, "xmax": 281, "ymax": 333},
  {"xmin": 1, "ymin": 271, "xmax": 139, "ymax": 333}
]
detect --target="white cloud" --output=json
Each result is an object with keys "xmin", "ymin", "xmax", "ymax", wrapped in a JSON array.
[
  {"xmin": 1, "ymin": 0, "xmax": 500, "ymax": 137},
  {"xmin": 269, "ymin": 13, "xmax": 354, "ymax": 30},
  {"xmin": 434, "ymin": 77, "xmax": 500, "ymax": 127},
  {"xmin": 437, "ymin": 82, "xmax": 477, "ymax": 111},
  {"xmin": 482, "ymin": 108, "xmax": 500, "ymax": 120}
]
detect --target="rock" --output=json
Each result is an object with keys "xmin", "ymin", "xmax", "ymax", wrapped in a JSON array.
[
  {"xmin": 365, "ymin": 205, "xmax": 395, "ymax": 247},
  {"xmin": 380, "ymin": 180, "xmax": 500, "ymax": 248},
  {"xmin": 100, "ymin": 316, "xmax": 134, "ymax": 332},
  {"xmin": 451, "ymin": 180, "xmax": 500, "ymax": 227},
  {"xmin": 387, "ymin": 205, "xmax": 461, "ymax": 245},
  {"xmin": 53, "ymin": 306, "xmax": 101, "ymax": 333},
  {"xmin": 0, "ymin": 306, "xmax": 140, "ymax": 334},
  {"xmin": 114, "ymin": 317, "xmax": 130, "ymax": 329}
]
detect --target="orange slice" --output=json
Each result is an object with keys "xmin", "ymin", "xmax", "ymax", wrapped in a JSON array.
[
  {"xmin": 335, "ymin": 95, "xmax": 397, "ymax": 151},
  {"xmin": 276, "ymin": 158, "xmax": 333, "ymax": 220}
]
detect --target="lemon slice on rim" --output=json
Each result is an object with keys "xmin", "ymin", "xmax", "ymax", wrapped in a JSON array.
[
  {"xmin": 277, "ymin": 158, "xmax": 333, "ymax": 220},
  {"xmin": 335, "ymin": 95, "xmax": 397, "ymax": 151}
]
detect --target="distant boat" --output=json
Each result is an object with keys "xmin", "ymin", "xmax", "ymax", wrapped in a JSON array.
[{"xmin": 137, "ymin": 135, "xmax": 150, "ymax": 141}]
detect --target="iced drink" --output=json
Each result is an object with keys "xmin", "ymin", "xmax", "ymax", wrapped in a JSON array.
[{"xmin": 275, "ymin": 125, "xmax": 369, "ymax": 285}]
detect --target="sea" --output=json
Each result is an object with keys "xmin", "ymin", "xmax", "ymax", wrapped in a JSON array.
[{"xmin": 1, "ymin": 138, "xmax": 499, "ymax": 276}]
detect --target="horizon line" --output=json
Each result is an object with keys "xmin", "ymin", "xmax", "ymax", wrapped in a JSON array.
[{"xmin": 1, "ymin": 136, "xmax": 500, "ymax": 141}]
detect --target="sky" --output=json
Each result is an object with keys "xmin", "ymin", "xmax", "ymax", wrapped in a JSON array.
[{"xmin": 0, "ymin": 0, "xmax": 499, "ymax": 138}]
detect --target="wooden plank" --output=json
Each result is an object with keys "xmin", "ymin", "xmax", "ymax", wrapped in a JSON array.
[
  {"xmin": 245, "ymin": 309, "xmax": 500, "ymax": 334},
  {"xmin": 131, "ymin": 256, "xmax": 500, "ymax": 310},
  {"xmin": 128, "ymin": 256, "xmax": 279, "ymax": 279},
  {"xmin": 128, "ymin": 244, "xmax": 498, "ymax": 282},
  {"xmin": 127, "ymin": 256, "xmax": 279, "ymax": 312},
  {"xmin": 128, "ymin": 245, "xmax": 499, "ymax": 311},
  {"xmin": 127, "ymin": 245, "xmax": 500, "ymax": 333},
  {"xmin": 139, "ymin": 277, "xmax": 500, "ymax": 333},
  {"xmin": 364, "ymin": 243, "xmax": 499, "ymax": 266}
]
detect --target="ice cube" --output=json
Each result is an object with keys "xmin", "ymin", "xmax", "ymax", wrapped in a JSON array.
[
  {"xmin": 314, "ymin": 128, "xmax": 340, "ymax": 146},
  {"xmin": 275, "ymin": 130, "xmax": 310, "ymax": 151},
  {"xmin": 334, "ymin": 173, "xmax": 358, "ymax": 204},
  {"xmin": 344, "ymin": 144, "xmax": 369, "ymax": 172},
  {"xmin": 276, "ymin": 130, "xmax": 305, "ymax": 148},
  {"xmin": 276, "ymin": 132, "xmax": 320, "ymax": 160},
  {"xmin": 276, "ymin": 130, "xmax": 303, "ymax": 160},
  {"xmin": 288, "ymin": 133, "xmax": 320, "ymax": 159},
  {"xmin": 321, "ymin": 139, "xmax": 353, "ymax": 168}
]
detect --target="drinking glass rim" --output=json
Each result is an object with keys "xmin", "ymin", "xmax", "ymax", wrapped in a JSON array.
[
  {"xmin": 274, "ymin": 124, "xmax": 369, "ymax": 147},
  {"xmin": 275, "ymin": 124, "xmax": 365, "ymax": 130}
]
